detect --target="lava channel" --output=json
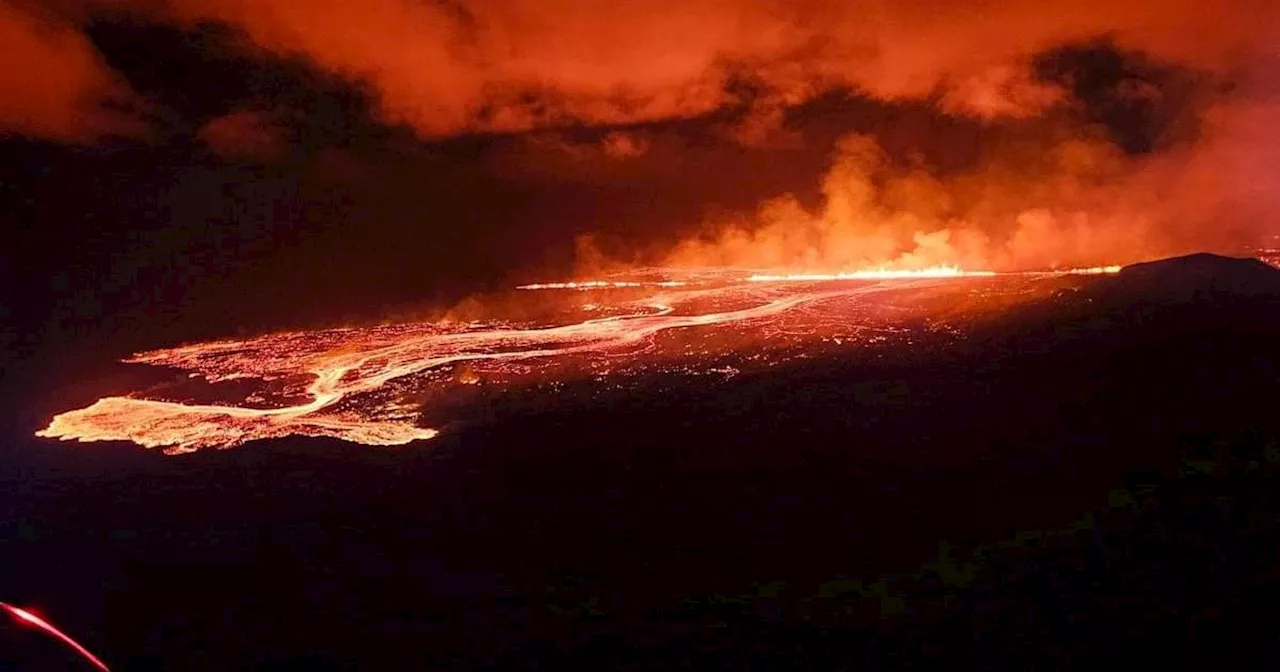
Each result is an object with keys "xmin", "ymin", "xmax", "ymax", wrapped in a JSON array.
[{"xmin": 36, "ymin": 267, "xmax": 1115, "ymax": 454}]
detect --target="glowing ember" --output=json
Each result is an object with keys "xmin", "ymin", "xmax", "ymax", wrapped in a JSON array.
[
  {"xmin": 36, "ymin": 266, "xmax": 1120, "ymax": 454},
  {"xmin": 2, "ymin": 602, "xmax": 111, "ymax": 672}
]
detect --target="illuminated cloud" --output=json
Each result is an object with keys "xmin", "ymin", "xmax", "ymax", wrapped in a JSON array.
[
  {"xmin": 2, "ymin": 0, "xmax": 1275, "ymax": 270},
  {"xmin": 3, "ymin": 0, "xmax": 1276, "ymax": 143},
  {"xmin": 0, "ymin": 2, "xmax": 136, "ymax": 140},
  {"xmin": 127, "ymin": 0, "xmax": 1276, "ymax": 137},
  {"xmin": 657, "ymin": 81, "xmax": 1280, "ymax": 274}
]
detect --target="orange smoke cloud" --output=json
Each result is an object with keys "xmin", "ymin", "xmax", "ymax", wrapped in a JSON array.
[
  {"xmin": 4, "ymin": 0, "xmax": 1276, "ymax": 270},
  {"xmin": 0, "ymin": 2, "xmax": 135, "ymax": 140},
  {"xmin": 660, "ymin": 102, "xmax": 1278, "ymax": 273},
  {"xmin": 8, "ymin": 0, "xmax": 1278, "ymax": 144},
  {"xmin": 117, "ymin": 0, "xmax": 1275, "ymax": 137}
]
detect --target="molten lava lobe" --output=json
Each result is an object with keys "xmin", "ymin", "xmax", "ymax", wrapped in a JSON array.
[{"xmin": 36, "ymin": 268, "xmax": 1115, "ymax": 454}]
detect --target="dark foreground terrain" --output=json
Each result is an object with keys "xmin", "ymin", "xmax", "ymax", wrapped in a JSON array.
[{"xmin": 3, "ymin": 253, "xmax": 1280, "ymax": 670}]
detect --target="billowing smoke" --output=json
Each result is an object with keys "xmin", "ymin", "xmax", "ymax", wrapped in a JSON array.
[
  {"xmin": 661, "ymin": 132, "xmax": 1153, "ymax": 271},
  {"xmin": 3, "ymin": 0, "xmax": 1278, "ymax": 272},
  {"xmin": 660, "ymin": 71, "xmax": 1279, "ymax": 271},
  {"xmin": 6, "ymin": 0, "xmax": 1274, "ymax": 139},
  {"xmin": 125, "ymin": 0, "xmax": 1280, "ymax": 138},
  {"xmin": 0, "ymin": 1, "xmax": 135, "ymax": 140}
]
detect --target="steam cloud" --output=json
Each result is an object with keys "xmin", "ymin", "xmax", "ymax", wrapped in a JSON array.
[
  {"xmin": 114, "ymin": 0, "xmax": 1280, "ymax": 137},
  {"xmin": 661, "ymin": 100, "xmax": 1277, "ymax": 271},
  {"xmin": 3, "ymin": 0, "xmax": 1278, "ymax": 269},
  {"xmin": 5, "ymin": 0, "xmax": 1273, "ymax": 139},
  {"xmin": 0, "ymin": 1, "xmax": 134, "ymax": 140}
]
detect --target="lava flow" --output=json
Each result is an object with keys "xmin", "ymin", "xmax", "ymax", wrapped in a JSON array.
[{"xmin": 36, "ymin": 266, "xmax": 1117, "ymax": 454}]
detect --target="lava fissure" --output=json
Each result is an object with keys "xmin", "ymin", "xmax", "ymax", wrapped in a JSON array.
[{"xmin": 37, "ymin": 268, "xmax": 1116, "ymax": 453}]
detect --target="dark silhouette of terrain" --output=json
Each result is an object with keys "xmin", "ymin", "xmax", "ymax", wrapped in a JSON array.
[
  {"xmin": 2, "ymin": 253, "xmax": 1279, "ymax": 670},
  {"xmin": 1107, "ymin": 252, "xmax": 1280, "ymax": 300}
]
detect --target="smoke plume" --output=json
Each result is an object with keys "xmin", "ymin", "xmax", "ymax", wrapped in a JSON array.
[
  {"xmin": 661, "ymin": 88, "xmax": 1278, "ymax": 272},
  {"xmin": 5, "ymin": 0, "xmax": 1279, "ymax": 273},
  {"xmin": 0, "ymin": 1, "xmax": 135, "ymax": 139}
]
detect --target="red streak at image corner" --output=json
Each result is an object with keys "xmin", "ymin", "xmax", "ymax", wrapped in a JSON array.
[{"xmin": 2, "ymin": 602, "xmax": 111, "ymax": 672}]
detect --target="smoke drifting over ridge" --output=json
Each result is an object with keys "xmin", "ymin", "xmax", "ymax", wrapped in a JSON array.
[{"xmin": 2, "ymin": 0, "xmax": 1278, "ymax": 278}]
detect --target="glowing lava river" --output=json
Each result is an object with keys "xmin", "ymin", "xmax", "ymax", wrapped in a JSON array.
[{"xmin": 36, "ymin": 266, "xmax": 1118, "ymax": 454}]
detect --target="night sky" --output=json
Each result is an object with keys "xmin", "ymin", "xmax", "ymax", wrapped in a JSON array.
[
  {"xmin": 3, "ymin": 0, "xmax": 1278, "ymax": 369},
  {"xmin": 5, "ymin": 4, "xmax": 1280, "ymax": 669}
]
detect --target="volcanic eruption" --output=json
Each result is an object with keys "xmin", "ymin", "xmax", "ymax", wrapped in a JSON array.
[
  {"xmin": 9, "ymin": 0, "xmax": 1279, "ymax": 457},
  {"xmin": 36, "ymin": 264, "xmax": 1130, "ymax": 454},
  {"xmin": 9, "ymin": 3, "xmax": 1280, "ymax": 671}
]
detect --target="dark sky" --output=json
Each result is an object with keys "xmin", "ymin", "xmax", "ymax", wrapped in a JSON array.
[{"xmin": 3, "ymin": 1, "xmax": 1278, "ymax": 367}]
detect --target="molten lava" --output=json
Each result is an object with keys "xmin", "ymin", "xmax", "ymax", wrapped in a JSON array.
[
  {"xmin": 744, "ymin": 265, "xmax": 995, "ymax": 282},
  {"xmin": 36, "ymin": 266, "xmax": 1119, "ymax": 454},
  {"xmin": 517, "ymin": 280, "xmax": 689, "ymax": 290}
]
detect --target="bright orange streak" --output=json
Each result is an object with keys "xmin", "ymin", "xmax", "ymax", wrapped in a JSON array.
[
  {"xmin": 1057, "ymin": 265, "xmax": 1122, "ymax": 275},
  {"xmin": 516, "ymin": 264, "xmax": 1118, "ymax": 290},
  {"xmin": 2, "ymin": 603, "xmax": 111, "ymax": 672},
  {"xmin": 517, "ymin": 280, "xmax": 687, "ymax": 290},
  {"xmin": 746, "ymin": 265, "xmax": 997, "ymax": 282}
]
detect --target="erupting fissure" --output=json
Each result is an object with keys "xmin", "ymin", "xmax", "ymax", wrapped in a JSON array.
[
  {"xmin": 744, "ymin": 266, "xmax": 994, "ymax": 282},
  {"xmin": 36, "ymin": 266, "xmax": 1120, "ymax": 454}
]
